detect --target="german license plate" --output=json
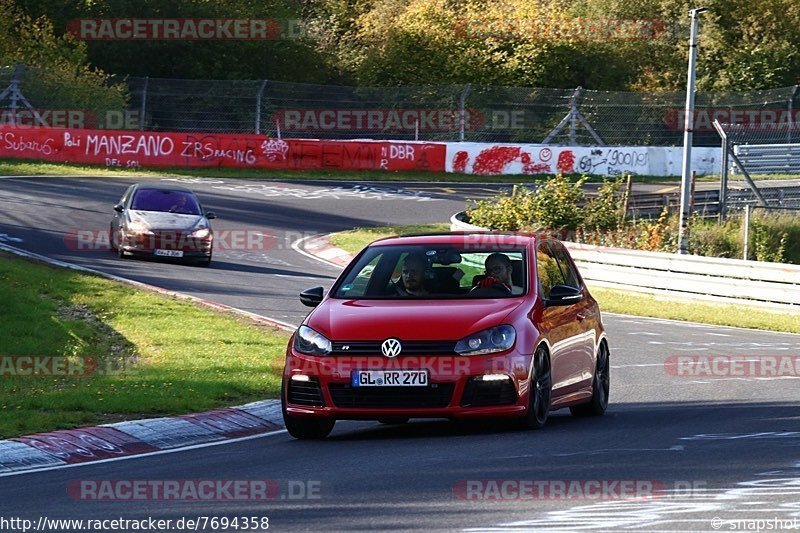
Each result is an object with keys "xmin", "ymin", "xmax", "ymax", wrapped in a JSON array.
[
  {"xmin": 154, "ymin": 249, "xmax": 184, "ymax": 257},
  {"xmin": 352, "ymin": 370, "xmax": 429, "ymax": 387}
]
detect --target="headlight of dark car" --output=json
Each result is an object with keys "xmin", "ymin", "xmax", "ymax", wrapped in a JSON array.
[
  {"xmin": 189, "ymin": 227, "xmax": 211, "ymax": 239},
  {"xmin": 455, "ymin": 325, "xmax": 516, "ymax": 356},
  {"xmin": 127, "ymin": 220, "xmax": 153, "ymax": 235},
  {"xmin": 293, "ymin": 325, "xmax": 333, "ymax": 356}
]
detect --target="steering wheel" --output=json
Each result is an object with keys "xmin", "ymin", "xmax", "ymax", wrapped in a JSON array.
[{"xmin": 469, "ymin": 279, "xmax": 512, "ymax": 296}]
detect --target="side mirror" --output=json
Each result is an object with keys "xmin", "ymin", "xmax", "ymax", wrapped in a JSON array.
[
  {"xmin": 546, "ymin": 285, "xmax": 583, "ymax": 307},
  {"xmin": 300, "ymin": 286, "xmax": 324, "ymax": 308},
  {"xmin": 113, "ymin": 204, "xmax": 124, "ymax": 213},
  {"xmin": 205, "ymin": 211, "xmax": 217, "ymax": 220}
]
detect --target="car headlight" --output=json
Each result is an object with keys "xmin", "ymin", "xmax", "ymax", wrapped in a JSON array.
[
  {"xmin": 293, "ymin": 325, "xmax": 332, "ymax": 356},
  {"xmin": 127, "ymin": 221, "xmax": 153, "ymax": 235},
  {"xmin": 190, "ymin": 227, "xmax": 211, "ymax": 239},
  {"xmin": 455, "ymin": 325, "xmax": 516, "ymax": 356}
]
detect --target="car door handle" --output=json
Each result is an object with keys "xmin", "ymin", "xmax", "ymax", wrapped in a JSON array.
[{"xmin": 576, "ymin": 312, "xmax": 587, "ymax": 321}]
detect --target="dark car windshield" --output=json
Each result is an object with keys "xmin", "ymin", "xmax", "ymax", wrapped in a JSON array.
[
  {"xmin": 332, "ymin": 245, "xmax": 527, "ymax": 299},
  {"xmin": 130, "ymin": 189, "xmax": 202, "ymax": 215}
]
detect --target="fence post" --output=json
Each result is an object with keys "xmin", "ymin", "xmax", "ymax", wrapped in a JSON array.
[
  {"xmin": 255, "ymin": 80, "xmax": 267, "ymax": 134},
  {"xmin": 713, "ymin": 119, "xmax": 730, "ymax": 221},
  {"xmin": 0, "ymin": 63, "xmax": 45, "ymax": 127},
  {"xmin": 8, "ymin": 63, "xmax": 21, "ymax": 118},
  {"xmin": 459, "ymin": 83, "xmax": 471, "ymax": 142},
  {"xmin": 569, "ymin": 86, "xmax": 583, "ymax": 146},
  {"xmin": 620, "ymin": 173, "xmax": 632, "ymax": 224},
  {"xmin": 789, "ymin": 85, "xmax": 799, "ymax": 144},
  {"xmin": 719, "ymin": 133, "xmax": 729, "ymax": 221},
  {"xmin": 140, "ymin": 77, "xmax": 149, "ymax": 131},
  {"xmin": 743, "ymin": 204, "xmax": 751, "ymax": 260}
]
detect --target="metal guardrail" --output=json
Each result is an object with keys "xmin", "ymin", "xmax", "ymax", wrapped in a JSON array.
[
  {"xmin": 627, "ymin": 186, "xmax": 800, "ymax": 218},
  {"xmin": 450, "ymin": 212, "xmax": 800, "ymax": 311},
  {"xmin": 733, "ymin": 143, "xmax": 800, "ymax": 174},
  {"xmin": 563, "ymin": 242, "xmax": 800, "ymax": 310}
]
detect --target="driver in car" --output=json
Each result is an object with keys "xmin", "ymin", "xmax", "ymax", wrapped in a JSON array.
[
  {"xmin": 476, "ymin": 253, "xmax": 523, "ymax": 295},
  {"xmin": 396, "ymin": 253, "xmax": 429, "ymax": 296},
  {"xmin": 168, "ymin": 195, "xmax": 189, "ymax": 213}
]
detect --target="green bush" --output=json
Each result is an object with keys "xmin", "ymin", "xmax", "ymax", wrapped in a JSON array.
[
  {"xmin": 466, "ymin": 178, "xmax": 800, "ymax": 265},
  {"xmin": 584, "ymin": 176, "xmax": 627, "ymax": 231},
  {"xmin": 689, "ymin": 217, "xmax": 743, "ymax": 259},
  {"xmin": 467, "ymin": 185, "xmax": 535, "ymax": 231},
  {"xmin": 749, "ymin": 212, "xmax": 800, "ymax": 263},
  {"xmin": 467, "ymin": 175, "xmax": 587, "ymax": 232},
  {"xmin": 689, "ymin": 213, "xmax": 800, "ymax": 264}
]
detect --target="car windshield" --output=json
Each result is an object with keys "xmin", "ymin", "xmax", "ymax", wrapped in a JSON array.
[
  {"xmin": 130, "ymin": 189, "xmax": 202, "ymax": 215},
  {"xmin": 332, "ymin": 245, "xmax": 527, "ymax": 299}
]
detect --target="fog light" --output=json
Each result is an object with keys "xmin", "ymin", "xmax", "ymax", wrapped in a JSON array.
[
  {"xmin": 478, "ymin": 374, "xmax": 510, "ymax": 382},
  {"xmin": 290, "ymin": 374, "xmax": 311, "ymax": 382}
]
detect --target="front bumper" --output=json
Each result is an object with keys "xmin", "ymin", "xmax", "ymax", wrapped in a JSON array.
[
  {"xmin": 283, "ymin": 350, "xmax": 533, "ymax": 420},
  {"xmin": 118, "ymin": 231, "xmax": 212, "ymax": 258}
]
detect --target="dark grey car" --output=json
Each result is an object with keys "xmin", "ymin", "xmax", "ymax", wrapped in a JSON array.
[{"xmin": 110, "ymin": 183, "xmax": 216, "ymax": 266}]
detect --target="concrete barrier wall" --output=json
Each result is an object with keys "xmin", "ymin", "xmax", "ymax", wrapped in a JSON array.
[
  {"xmin": 0, "ymin": 126, "xmax": 446, "ymax": 172},
  {"xmin": 445, "ymin": 143, "xmax": 720, "ymax": 177},
  {"xmin": 0, "ymin": 124, "xmax": 720, "ymax": 178}
]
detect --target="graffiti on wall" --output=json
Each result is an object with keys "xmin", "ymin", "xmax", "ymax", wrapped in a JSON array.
[
  {"xmin": 448, "ymin": 144, "xmax": 661, "ymax": 176},
  {"xmin": 0, "ymin": 126, "xmax": 447, "ymax": 173}
]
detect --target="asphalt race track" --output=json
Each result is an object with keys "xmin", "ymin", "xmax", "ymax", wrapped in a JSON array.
[{"xmin": 1, "ymin": 176, "xmax": 799, "ymax": 532}]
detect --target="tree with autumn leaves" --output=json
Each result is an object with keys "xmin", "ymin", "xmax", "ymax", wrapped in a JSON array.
[{"xmin": 5, "ymin": 0, "xmax": 800, "ymax": 91}]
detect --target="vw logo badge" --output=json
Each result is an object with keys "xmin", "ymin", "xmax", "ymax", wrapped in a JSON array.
[{"xmin": 381, "ymin": 338, "xmax": 402, "ymax": 358}]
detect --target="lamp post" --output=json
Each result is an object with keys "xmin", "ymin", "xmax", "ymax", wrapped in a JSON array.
[{"xmin": 677, "ymin": 7, "xmax": 707, "ymax": 254}]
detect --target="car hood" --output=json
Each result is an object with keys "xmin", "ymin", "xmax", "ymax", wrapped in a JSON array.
[
  {"xmin": 128, "ymin": 210, "xmax": 205, "ymax": 230},
  {"xmin": 306, "ymin": 298, "xmax": 526, "ymax": 341}
]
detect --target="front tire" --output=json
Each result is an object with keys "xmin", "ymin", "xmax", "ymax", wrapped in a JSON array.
[
  {"xmin": 519, "ymin": 347, "xmax": 552, "ymax": 429},
  {"xmin": 282, "ymin": 382, "xmax": 335, "ymax": 439},
  {"xmin": 570, "ymin": 341, "xmax": 610, "ymax": 417}
]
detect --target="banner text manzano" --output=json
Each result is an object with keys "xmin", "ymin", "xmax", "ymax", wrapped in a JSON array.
[{"xmin": 0, "ymin": 126, "xmax": 447, "ymax": 173}]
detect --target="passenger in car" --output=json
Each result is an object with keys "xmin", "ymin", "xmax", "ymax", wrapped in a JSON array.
[
  {"xmin": 478, "ymin": 253, "xmax": 524, "ymax": 295},
  {"xmin": 396, "ymin": 253, "xmax": 430, "ymax": 296}
]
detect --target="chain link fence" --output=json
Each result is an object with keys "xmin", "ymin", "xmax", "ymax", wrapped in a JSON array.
[{"xmin": 2, "ymin": 63, "xmax": 800, "ymax": 146}]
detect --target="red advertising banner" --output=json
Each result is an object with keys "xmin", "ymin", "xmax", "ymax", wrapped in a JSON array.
[{"xmin": 0, "ymin": 126, "xmax": 446, "ymax": 172}]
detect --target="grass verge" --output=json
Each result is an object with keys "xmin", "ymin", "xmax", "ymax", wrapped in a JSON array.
[
  {"xmin": 0, "ymin": 252, "xmax": 290, "ymax": 438},
  {"xmin": 328, "ymin": 223, "xmax": 451, "ymax": 254},
  {"xmin": 587, "ymin": 287, "xmax": 799, "ymax": 334},
  {"xmin": 1, "ymin": 158, "xmax": 684, "ymax": 184},
  {"xmin": 328, "ymin": 226, "xmax": 800, "ymax": 334},
  {"xmin": 2, "ymin": 159, "xmax": 798, "ymax": 184}
]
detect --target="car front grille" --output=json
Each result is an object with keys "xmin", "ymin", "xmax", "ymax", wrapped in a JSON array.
[
  {"xmin": 124, "ymin": 230, "xmax": 211, "ymax": 251},
  {"xmin": 328, "ymin": 383, "xmax": 454, "ymax": 408},
  {"xmin": 287, "ymin": 378, "xmax": 325, "ymax": 407},
  {"xmin": 460, "ymin": 377, "xmax": 517, "ymax": 407},
  {"xmin": 330, "ymin": 341, "xmax": 456, "ymax": 356}
]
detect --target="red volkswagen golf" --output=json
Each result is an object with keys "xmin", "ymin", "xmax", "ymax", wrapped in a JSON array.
[{"xmin": 282, "ymin": 233, "xmax": 610, "ymax": 439}]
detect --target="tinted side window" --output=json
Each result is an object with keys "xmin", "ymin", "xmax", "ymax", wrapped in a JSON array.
[
  {"xmin": 339, "ymin": 253, "xmax": 383, "ymax": 298},
  {"xmin": 550, "ymin": 242, "xmax": 581, "ymax": 289},
  {"xmin": 120, "ymin": 185, "xmax": 135, "ymax": 206},
  {"xmin": 536, "ymin": 242, "xmax": 566, "ymax": 299}
]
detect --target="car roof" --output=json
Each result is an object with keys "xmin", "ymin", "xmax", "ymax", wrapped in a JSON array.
[
  {"xmin": 370, "ymin": 232, "xmax": 539, "ymax": 247},
  {"xmin": 132, "ymin": 183, "xmax": 195, "ymax": 194}
]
